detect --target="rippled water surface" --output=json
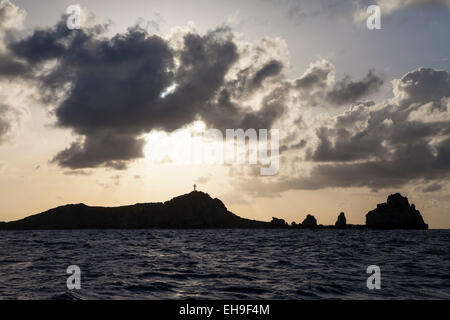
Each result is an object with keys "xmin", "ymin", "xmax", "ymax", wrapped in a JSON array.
[{"xmin": 0, "ymin": 229, "xmax": 448, "ymax": 299}]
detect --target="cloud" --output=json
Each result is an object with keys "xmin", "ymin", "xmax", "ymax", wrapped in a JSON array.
[
  {"xmin": 294, "ymin": 60, "xmax": 383, "ymax": 107},
  {"xmin": 0, "ymin": 1, "xmax": 29, "ymax": 146},
  {"xmin": 423, "ymin": 183, "xmax": 443, "ymax": 193},
  {"xmin": 63, "ymin": 170, "xmax": 92, "ymax": 176},
  {"xmin": 371, "ymin": 0, "xmax": 450, "ymax": 16},
  {"xmin": 295, "ymin": 59, "xmax": 334, "ymax": 91},
  {"xmin": 393, "ymin": 67, "xmax": 450, "ymax": 110},
  {"xmin": 1, "ymin": 11, "xmax": 289, "ymax": 169},
  {"xmin": 218, "ymin": 189, "xmax": 251, "ymax": 205},
  {"xmin": 0, "ymin": 105, "xmax": 11, "ymax": 143},
  {"xmin": 303, "ymin": 68, "xmax": 450, "ymax": 189},
  {"xmin": 0, "ymin": 53, "xmax": 27, "ymax": 78},
  {"xmin": 267, "ymin": 0, "xmax": 450, "ymax": 25},
  {"xmin": 238, "ymin": 67, "xmax": 450, "ymax": 196},
  {"xmin": 353, "ymin": 0, "xmax": 450, "ymax": 21},
  {"xmin": 110, "ymin": 174, "xmax": 121, "ymax": 186},
  {"xmin": 0, "ymin": 0, "xmax": 430, "ymax": 189},
  {"xmin": 0, "ymin": 103, "xmax": 22, "ymax": 145},
  {"xmin": 0, "ymin": 0, "xmax": 26, "ymax": 48},
  {"xmin": 52, "ymin": 132, "xmax": 144, "ymax": 170},
  {"xmin": 269, "ymin": 0, "xmax": 357, "ymax": 25},
  {"xmin": 303, "ymin": 138, "xmax": 450, "ymax": 190},
  {"xmin": 326, "ymin": 70, "xmax": 384, "ymax": 105},
  {"xmin": 251, "ymin": 59, "xmax": 283, "ymax": 88}
]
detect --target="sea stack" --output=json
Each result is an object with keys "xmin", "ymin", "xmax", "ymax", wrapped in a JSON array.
[
  {"xmin": 270, "ymin": 217, "xmax": 288, "ymax": 227},
  {"xmin": 366, "ymin": 193, "xmax": 428, "ymax": 230},
  {"xmin": 335, "ymin": 212, "xmax": 346, "ymax": 228},
  {"xmin": 301, "ymin": 214, "xmax": 317, "ymax": 228}
]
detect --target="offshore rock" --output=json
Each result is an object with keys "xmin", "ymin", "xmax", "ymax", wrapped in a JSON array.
[
  {"xmin": 335, "ymin": 212, "xmax": 347, "ymax": 228},
  {"xmin": 366, "ymin": 193, "xmax": 428, "ymax": 229},
  {"xmin": 301, "ymin": 214, "xmax": 317, "ymax": 228}
]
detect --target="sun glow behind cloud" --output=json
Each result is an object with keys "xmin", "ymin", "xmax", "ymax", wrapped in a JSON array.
[{"xmin": 143, "ymin": 120, "xmax": 211, "ymax": 165}]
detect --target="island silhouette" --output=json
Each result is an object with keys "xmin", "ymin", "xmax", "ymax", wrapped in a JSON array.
[{"xmin": 0, "ymin": 191, "xmax": 428, "ymax": 230}]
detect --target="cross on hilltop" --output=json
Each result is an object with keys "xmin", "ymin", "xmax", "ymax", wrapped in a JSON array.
[{"xmin": 193, "ymin": 184, "xmax": 197, "ymax": 191}]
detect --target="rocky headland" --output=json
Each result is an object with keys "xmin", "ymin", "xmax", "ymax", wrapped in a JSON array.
[{"xmin": 0, "ymin": 192, "xmax": 428, "ymax": 230}]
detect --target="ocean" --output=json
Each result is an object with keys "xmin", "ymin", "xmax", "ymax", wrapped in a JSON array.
[{"xmin": 0, "ymin": 229, "xmax": 448, "ymax": 299}]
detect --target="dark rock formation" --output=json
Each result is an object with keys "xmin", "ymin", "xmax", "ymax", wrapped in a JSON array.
[
  {"xmin": 301, "ymin": 214, "xmax": 317, "ymax": 228},
  {"xmin": 0, "ymin": 191, "xmax": 429, "ymax": 230},
  {"xmin": 0, "ymin": 191, "xmax": 271, "ymax": 230},
  {"xmin": 335, "ymin": 212, "xmax": 347, "ymax": 228},
  {"xmin": 366, "ymin": 193, "xmax": 428, "ymax": 229},
  {"xmin": 270, "ymin": 217, "xmax": 288, "ymax": 227}
]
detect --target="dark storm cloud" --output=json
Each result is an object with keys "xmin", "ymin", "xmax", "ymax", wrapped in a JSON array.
[
  {"xmin": 1, "ymin": 17, "xmax": 286, "ymax": 169},
  {"xmin": 326, "ymin": 69, "xmax": 384, "ymax": 105},
  {"xmin": 9, "ymin": 20, "xmax": 71, "ymax": 63},
  {"xmin": 159, "ymin": 27, "xmax": 240, "ymax": 131},
  {"xmin": 8, "ymin": 21, "xmax": 176, "ymax": 168},
  {"xmin": 198, "ymin": 82, "xmax": 288, "ymax": 131},
  {"xmin": 51, "ymin": 131, "xmax": 145, "ymax": 170}
]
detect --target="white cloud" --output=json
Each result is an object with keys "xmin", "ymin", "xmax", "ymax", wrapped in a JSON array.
[
  {"xmin": 0, "ymin": 0, "xmax": 26, "ymax": 51},
  {"xmin": 353, "ymin": 0, "xmax": 450, "ymax": 22}
]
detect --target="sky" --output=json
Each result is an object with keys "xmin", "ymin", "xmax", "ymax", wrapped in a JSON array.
[{"xmin": 0, "ymin": 0, "xmax": 449, "ymax": 228}]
